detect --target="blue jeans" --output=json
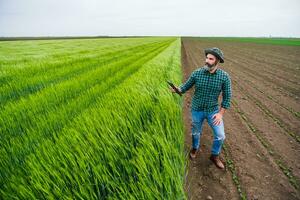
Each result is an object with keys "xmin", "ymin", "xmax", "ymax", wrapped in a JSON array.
[{"xmin": 191, "ymin": 109, "xmax": 226, "ymax": 155}]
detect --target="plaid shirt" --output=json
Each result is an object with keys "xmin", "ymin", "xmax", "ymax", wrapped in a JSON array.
[{"xmin": 179, "ymin": 67, "xmax": 232, "ymax": 112}]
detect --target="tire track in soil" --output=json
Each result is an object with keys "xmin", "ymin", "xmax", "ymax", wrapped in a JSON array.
[
  {"xmin": 225, "ymin": 66, "xmax": 300, "ymax": 142},
  {"xmin": 224, "ymin": 54, "xmax": 299, "ymax": 96},
  {"xmin": 225, "ymin": 52, "xmax": 299, "ymax": 87},
  {"xmin": 224, "ymin": 105, "xmax": 299, "ymax": 199},
  {"xmin": 222, "ymin": 42, "xmax": 300, "ymax": 72},
  {"xmin": 222, "ymin": 45, "xmax": 300, "ymax": 82},
  {"xmin": 225, "ymin": 69, "xmax": 300, "ymax": 188},
  {"xmin": 181, "ymin": 38, "xmax": 300, "ymax": 199},
  {"xmin": 230, "ymin": 83, "xmax": 300, "ymax": 186},
  {"xmin": 225, "ymin": 63, "xmax": 300, "ymax": 115}
]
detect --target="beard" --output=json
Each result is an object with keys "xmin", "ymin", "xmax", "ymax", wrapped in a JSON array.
[{"xmin": 204, "ymin": 62, "xmax": 217, "ymax": 71}]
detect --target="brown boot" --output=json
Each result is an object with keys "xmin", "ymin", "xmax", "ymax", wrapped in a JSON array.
[
  {"xmin": 189, "ymin": 148, "xmax": 198, "ymax": 160},
  {"xmin": 209, "ymin": 154, "xmax": 225, "ymax": 169}
]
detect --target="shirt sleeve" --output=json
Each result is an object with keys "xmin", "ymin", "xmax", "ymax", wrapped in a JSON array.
[
  {"xmin": 221, "ymin": 74, "xmax": 232, "ymax": 109},
  {"xmin": 179, "ymin": 71, "xmax": 195, "ymax": 94}
]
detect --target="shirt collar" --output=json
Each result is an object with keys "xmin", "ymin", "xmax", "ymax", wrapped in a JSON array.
[{"xmin": 205, "ymin": 67, "xmax": 219, "ymax": 75}]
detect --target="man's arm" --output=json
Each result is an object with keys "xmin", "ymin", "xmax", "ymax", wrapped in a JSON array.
[
  {"xmin": 219, "ymin": 107, "xmax": 227, "ymax": 115},
  {"xmin": 220, "ymin": 74, "xmax": 232, "ymax": 113},
  {"xmin": 213, "ymin": 75, "xmax": 232, "ymax": 125},
  {"xmin": 178, "ymin": 72, "xmax": 195, "ymax": 94}
]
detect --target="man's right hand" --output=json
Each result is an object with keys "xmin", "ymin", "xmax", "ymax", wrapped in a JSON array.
[
  {"xmin": 169, "ymin": 86, "xmax": 176, "ymax": 93},
  {"xmin": 169, "ymin": 86, "xmax": 181, "ymax": 94}
]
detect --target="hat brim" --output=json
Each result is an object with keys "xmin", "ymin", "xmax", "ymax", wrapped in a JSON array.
[{"xmin": 205, "ymin": 50, "xmax": 224, "ymax": 63}]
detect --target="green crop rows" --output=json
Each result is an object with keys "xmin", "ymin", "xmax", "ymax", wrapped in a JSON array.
[{"xmin": 0, "ymin": 37, "xmax": 186, "ymax": 199}]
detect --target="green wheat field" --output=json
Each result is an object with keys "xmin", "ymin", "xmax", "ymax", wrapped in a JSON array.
[{"xmin": 0, "ymin": 37, "xmax": 186, "ymax": 199}]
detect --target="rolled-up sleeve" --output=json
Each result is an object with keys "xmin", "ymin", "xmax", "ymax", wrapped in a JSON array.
[
  {"xmin": 179, "ymin": 72, "xmax": 195, "ymax": 94},
  {"xmin": 221, "ymin": 74, "xmax": 232, "ymax": 109}
]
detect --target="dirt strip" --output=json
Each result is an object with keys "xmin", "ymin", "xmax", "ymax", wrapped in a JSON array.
[{"xmin": 181, "ymin": 38, "xmax": 300, "ymax": 200}]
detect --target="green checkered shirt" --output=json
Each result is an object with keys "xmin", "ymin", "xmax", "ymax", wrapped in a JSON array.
[{"xmin": 179, "ymin": 67, "xmax": 232, "ymax": 112}]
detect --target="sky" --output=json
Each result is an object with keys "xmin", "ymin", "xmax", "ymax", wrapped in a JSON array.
[{"xmin": 0, "ymin": 0, "xmax": 300, "ymax": 37}]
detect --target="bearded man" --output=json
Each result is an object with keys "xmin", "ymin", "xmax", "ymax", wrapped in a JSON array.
[{"xmin": 170, "ymin": 47, "xmax": 232, "ymax": 169}]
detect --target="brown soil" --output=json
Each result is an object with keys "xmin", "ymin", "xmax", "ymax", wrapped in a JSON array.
[{"xmin": 181, "ymin": 38, "xmax": 300, "ymax": 200}]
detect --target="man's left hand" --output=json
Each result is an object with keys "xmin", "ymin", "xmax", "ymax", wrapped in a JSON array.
[{"xmin": 212, "ymin": 113, "xmax": 223, "ymax": 126}]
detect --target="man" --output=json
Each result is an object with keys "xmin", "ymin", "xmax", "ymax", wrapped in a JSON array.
[{"xmin": 170, "ymin": 47, "xmax": 232, "ymax": 169}]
